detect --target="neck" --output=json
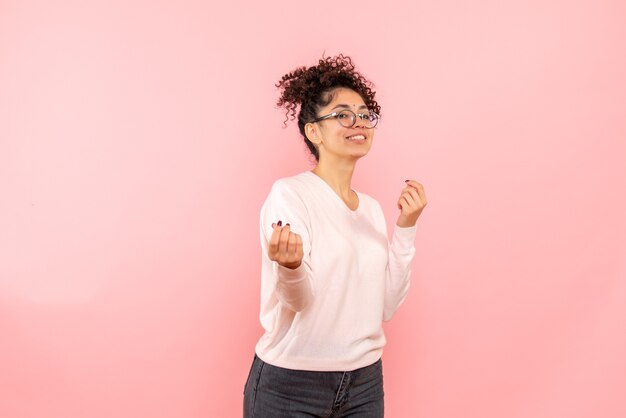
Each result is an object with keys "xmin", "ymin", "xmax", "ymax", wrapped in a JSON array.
[{"xmin": 311, "ymin": 155, "xmax": 357, "ymax": 199}]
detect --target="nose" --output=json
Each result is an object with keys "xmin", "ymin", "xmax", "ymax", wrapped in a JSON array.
[{"xmin": 353, "ymin": 115, "xmax": 365, "ymax": 128}]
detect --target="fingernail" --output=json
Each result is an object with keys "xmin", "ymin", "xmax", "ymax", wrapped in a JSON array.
[
  {"xmin": 405, "ymin": 179, "xmax": 409, "ymax": 182},
  {"xmin": 271, "ymin": 223, "xmax": 275, "ymax": 228},
  {"xmin": 277, "ymin": 220, "xmax": 282, "ymax": 226},
  {"xmin": 286, "ymin": 223, "xmax": 290, "ymax": 227}
]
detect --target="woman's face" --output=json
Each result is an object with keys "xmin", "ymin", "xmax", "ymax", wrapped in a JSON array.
[{"xmin": 306, "ymin": 87, "xmax": 375, "ymax": 162}]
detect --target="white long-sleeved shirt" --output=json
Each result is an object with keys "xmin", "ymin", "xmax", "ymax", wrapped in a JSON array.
[{"xmin": 255, "ymin": 170, "xmax": 417, "ymax": 371}]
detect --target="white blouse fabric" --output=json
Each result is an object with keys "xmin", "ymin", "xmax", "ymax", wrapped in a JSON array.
[{"xmin": 255, "ymin": 170, "xmax": 417, "ymax": 371}]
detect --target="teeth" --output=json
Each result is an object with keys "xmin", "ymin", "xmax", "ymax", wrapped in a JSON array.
[{"xmin": 347, "ymin": 135, "xmax": 365, "ymax": 140}]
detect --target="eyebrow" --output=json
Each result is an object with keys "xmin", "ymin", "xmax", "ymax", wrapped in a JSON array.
[{"xmin": 331, "ymin": 104, "xmax": 369, "ymax": 111}]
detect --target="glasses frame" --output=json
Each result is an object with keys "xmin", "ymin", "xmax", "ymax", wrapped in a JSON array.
[{"xmin": 309, "ymin": 109, "xmax": 379, "ymax": 129}]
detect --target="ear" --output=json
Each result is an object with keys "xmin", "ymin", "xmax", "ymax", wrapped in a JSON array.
[{"xmin": 305, "ymin": 123, "xmax": 321, "ymax": 145}]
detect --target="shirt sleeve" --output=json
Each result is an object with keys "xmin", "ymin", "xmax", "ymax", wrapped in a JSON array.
[
  {"xmin": 259, "ymin": 180, "xmax": 314, "ymax": 313},
  {"xmin": 383, "ymin": 223, "xmax": 417, "ymax": 321}
]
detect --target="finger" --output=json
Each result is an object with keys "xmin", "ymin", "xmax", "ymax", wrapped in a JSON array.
[
  {"xmin": 278, "ymin": 224, "xmax": 292, "ymax": 255},
  {"xmin": 401, "ymin": 186, "xmax": 415, "ymax": 196},
  {"xmin": 268, "ymin": 223, "xmax": 282, "ymax": 257},
  {"xmin": 397, "ymin": 196, "xmax": 404, "ymax": 210},
  {"xmin": 410, "ymin": 182, "xmax": 426, "ymax": 204},
  {"xmin": 401, "ymin": 191, "xmax": 418, "ymax": 208},
  {"xmin": 295, "ymin": 234, "xmax": 303, "ymax": 259},
  {"xmin": 417, "ymin": 184, "xmax": 427, "ymax": 206},
  {"xmin": 405, "ymin": 188, "xmax": 423, "ymax": 206},
  {"xmin": 287, "ymin": 231, "xmax": 298, "ymax": 256},
  {"xmin": 404, "ymin": 181, "xmax": 427, "ymax": 204},
  {"xmin": 400, "ymin": 195, "xmax": 411, "ymax": 211},
  {"xmin": 404, "ymin": 180, "xmax": 423, "ymax": 192}
]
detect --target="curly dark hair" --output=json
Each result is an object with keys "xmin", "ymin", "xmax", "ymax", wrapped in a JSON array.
[{"xmin": 275, "ymin": 53, "xmax": 381, "ymax": 163}]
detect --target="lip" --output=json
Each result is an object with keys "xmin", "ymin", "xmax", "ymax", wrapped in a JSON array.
[{"xmin": 345, "ymin": 131, "xmax": 368, "ymax": 140}]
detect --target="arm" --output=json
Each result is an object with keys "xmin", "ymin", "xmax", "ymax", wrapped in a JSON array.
[
  {"xmin": 383, "ymin": 179, "xmax": 426, "ymax": 321},
  {"xmin": 383, "ymin": 224, "xmax": 417, "ymax": 321},
  {"xmin": 260, "ymin": 181, "xmax": 314, "ymax": 312}
]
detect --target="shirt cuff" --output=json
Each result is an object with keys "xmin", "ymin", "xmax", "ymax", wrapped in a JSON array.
[
  {"xmin": 392, "ymin": 224, "xmax": 417, "ymax": 250},
  {"xmin": 394, "ymin": 223, "xmax": 417, "ymax": 236},
  {"xmin": 276, "ymin": 262, "xmax": 307, "ymax": 283}
]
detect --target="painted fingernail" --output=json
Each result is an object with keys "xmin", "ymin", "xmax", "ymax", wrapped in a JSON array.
[
  {"xmin": 286, "ymin": 223, "xmax": 290, "ymax": 227},
  {"xmin": 271, "ymin": 223, "xmax": 275, "ymax": 228},
  {"xmin": 405, "ymin": 179, "xmax": 409, "ymax": 182},
  {"xmin": 277, "ymin": 220, "xmax": 282, "ymax": 226}
]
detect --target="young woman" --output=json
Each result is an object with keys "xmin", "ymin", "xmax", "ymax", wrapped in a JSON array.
[{"xmin": 243, "ymin": 54, "xmax": 427, "ymax": 417}]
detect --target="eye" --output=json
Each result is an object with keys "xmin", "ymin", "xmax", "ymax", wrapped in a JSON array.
[{"xmin": 337, "ymin": 113, "xmax": 350, "ymax": 119}]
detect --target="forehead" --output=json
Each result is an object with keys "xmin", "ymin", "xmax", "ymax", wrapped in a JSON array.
[{"xmin": 325, "ymin": 88, "xmax": 366, "ymax": 108}]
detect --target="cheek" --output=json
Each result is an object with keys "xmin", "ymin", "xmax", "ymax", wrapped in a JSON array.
[
  {"xmin": 326, "ymin": 129, "xmax": 346, "ymax": 143},
  {"xmin": 337, "ymin": 128, "xmax": 349, "ymax": 140}
]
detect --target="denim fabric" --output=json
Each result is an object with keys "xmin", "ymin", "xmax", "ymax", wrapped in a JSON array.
[{"xmin": 243, "ymin": 354, "xmax": 384, "ymax": 417}]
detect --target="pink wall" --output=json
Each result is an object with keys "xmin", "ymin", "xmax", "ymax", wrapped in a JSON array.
[{"xmin": 1, "ymin": 0, "xmax": 625, "ymax": 417}]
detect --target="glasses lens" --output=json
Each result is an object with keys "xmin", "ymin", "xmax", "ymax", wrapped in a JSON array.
[
  {"xmin": 337, "ymin": 110, "xmax": 356, "ymax": 128},
  {"xmin": 362, "ymin": 112, "xmax": 378, "ymax": 128},
  {"xmin": 334, "ymin": 110, "xmax": 379, "ymax": 128}
]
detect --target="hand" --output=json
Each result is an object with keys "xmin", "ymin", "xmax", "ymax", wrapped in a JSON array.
[
  {"xmin": 396, "ymin": 180, "xmax": 427, "ymax": 227},
  {"xmin": 268, "ymin": 221, "xmax": 304, "ymax": 270}
]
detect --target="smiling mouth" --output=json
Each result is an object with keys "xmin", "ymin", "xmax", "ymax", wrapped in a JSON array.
[{"xmin": 346, "ymin": 134, "xmax": 366, "ymax": 141}]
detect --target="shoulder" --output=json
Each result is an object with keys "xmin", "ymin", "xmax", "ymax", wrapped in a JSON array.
[
  {"xmin": 271, "ymin": 171, "xmax": 311, "ymax": 193},
  {"xmin": 267, "ymin": 171, "xmax": 313, "ymax": 204},
  {"xmin": 271, "ymin": 171, "xmax": 310, "ymax": 191}
]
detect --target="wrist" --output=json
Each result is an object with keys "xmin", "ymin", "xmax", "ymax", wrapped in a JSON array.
[
  {"xmin": 396, "ymin": 215, "xmax": 417, "ymax": 228},
  {"xmin": 279, "ymin": 260, "xmax": 302, "ymax": 270}
]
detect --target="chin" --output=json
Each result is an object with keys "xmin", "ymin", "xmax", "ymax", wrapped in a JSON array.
[{"xmin": 350, "ymin": 150, "xmax": 370, "ymax": 159}]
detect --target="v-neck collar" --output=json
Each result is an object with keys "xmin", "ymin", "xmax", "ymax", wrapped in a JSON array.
[{"xmin": 305, "ymin": 170, "xmax": 361, "ymax": 215}]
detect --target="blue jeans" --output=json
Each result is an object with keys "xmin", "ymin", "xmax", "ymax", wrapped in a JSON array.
[{"xmin": 243, "ymin": 353, "xmax": 384, "ymax": 417}]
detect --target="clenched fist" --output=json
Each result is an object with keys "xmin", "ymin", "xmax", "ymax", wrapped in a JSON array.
[{"xmin": 268, "ymin": 221, "xmax": 304, "ymax": 270}]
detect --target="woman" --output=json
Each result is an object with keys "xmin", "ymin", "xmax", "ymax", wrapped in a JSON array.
[{"xmin": 243, "ymin": 54, "xmax": 427, "ymax": 417}]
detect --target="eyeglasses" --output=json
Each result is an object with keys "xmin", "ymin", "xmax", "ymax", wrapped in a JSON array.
[{"xmin": 309, "ymin": 109, "xmax": 379, "ymax": 129}]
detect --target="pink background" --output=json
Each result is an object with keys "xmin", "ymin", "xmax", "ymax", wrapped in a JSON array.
[{"xmin": 1, "ymin": 0, "xmax": 625, "ymax": 417}]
